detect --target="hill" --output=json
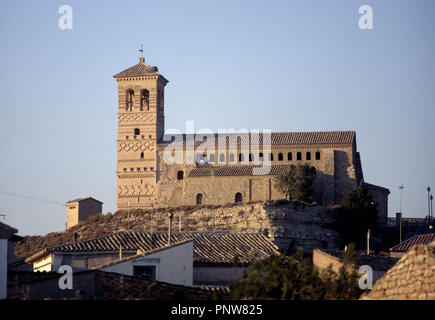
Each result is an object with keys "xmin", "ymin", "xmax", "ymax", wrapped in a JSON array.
[{"xmin": 14, "ymin": 201, "xmax": 340, "ymax": 259}]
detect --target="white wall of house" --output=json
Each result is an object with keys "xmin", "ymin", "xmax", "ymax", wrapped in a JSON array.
[
  {"xmin": 102, "ymin": 242, "xmax": 193, "ymax": 286},
  {"xmin": 0, "ymin": 239, "xmax": 8, "ymax": 299}
]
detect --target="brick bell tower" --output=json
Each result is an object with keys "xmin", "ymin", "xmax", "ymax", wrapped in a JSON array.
[{"xmin": 114, "ymin": 57, "xmax": 168, "ymax": 210}]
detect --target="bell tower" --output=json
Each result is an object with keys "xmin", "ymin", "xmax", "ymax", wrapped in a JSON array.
[{"xmin": 114, "ymin": 57, "xmax": 168, "ymax": 210}]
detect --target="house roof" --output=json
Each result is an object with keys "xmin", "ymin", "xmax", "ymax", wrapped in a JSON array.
[
  {"xmin": 26, "ymin": 231, "xmax": 280, "ymax": 265},
  {"xmin": 113, "ymin": 58, "xmax": 168, "ymax": 82},
  {"xmin": 8, "ymin": 270, "xmax": 209, "ymax": 300},
  {"xmin": 158, "ymin": 131, "xmax": 356, "ymax": 148},
  {"xmin": 390, "ymin": 233, "xmax": 435, "ymax": 253},
  {"xmin": 316, "ymin": 249, "xmax": 399, "ymax": 271},
  {"xmin": 363, "ymin": 182, "xmax": 390, "ymax": 194},
  {"xmin": 0, "ymin": 221, "xmax": 22, "ymax": 241},
  {"xmin": 67, "ymin": 197, "xmax": 103, "ymax": 204}
]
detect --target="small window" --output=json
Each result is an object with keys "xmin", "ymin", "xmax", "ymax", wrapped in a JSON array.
[
  {"xmin": 306, "ymin": 152, "xmax": 311, "ymax": 161},
  {"xmin": 130, "ymin": 168, "xmax": 134, "ymax": 172},
  {"xmin": 259, "ymin": 152, "xmax": 264, "ymax": 161},
  {"xmin": 269, "ymin": 153, "xmax": 274, "ymax": 161},
  {"xmin": 229, "ymin": 153, "xmax": 235, "ymax": 162},
  {"xmin": 219, "ymin": 153, "xmax": 225, "ymax": 163},
  {"xmin": 278, "ymin": 153, "xmax": 283, "ymax": 161},
  {"xmin": 239, "ymin": 153, "xmax": 244, "ymax": 162},
  {"xmin": 150, "ymin": 167, "xmax": 154, "ymax": 171},
  {"xmin": 140, "ymin": 152, "xmax": 144, "ymax": 159},
  {"xmin": 133, "ymin": 265, "xmax": 156, "ymax": 279},
  {"xmin": 297, "ymin": 152, "xmax": 302, "ymax": 161},
  {"xmin": 196, "ymin": 193, "xmax": 203, "ymax": 205},
  {"xmin": 134, "ymin": 128, "xmax": 140, "ymax": 135},
  {"xmin": 288, "ymin": 152, "xmax": 292, "ymax": 161},
  {"xmin": 209, "ymin": 154, "xmax": 215, "ymax": 163},
  {"xmin": 249, "ymin": 153, "xmax": 254, "ymax": 162},
  {"xmin": 137, "ymin": 168, "xmax": 141, "ymax": 171},
  {"xmin": 140, "ymin": 89, "xmax": 150, "ymax": 111},
  {"xmin": 144, "ymin": 167, "xmax": 147, "ymax": 171},
  {"xmin": 235, "ymin": 192, "xmax": 243, "ymax": 203},
  {"xmin": 315, "ymin": 151, "xmax": 321, "ymax": 160},
  {"xmin": 177, "ymin": 171, "xmax": 184, "ymax": 180},
  {"xmin": 123, "ymin": 168, "xmax": 127, "ymax": 172},
  {"xmin": 125, "ymin": 136, "xmax": 129, "ymax": 140}
]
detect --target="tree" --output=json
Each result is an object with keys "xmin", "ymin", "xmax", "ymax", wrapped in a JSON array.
[
  {"xmin": 230, "ymin": 249, "xmax": 362, "ymax": 300},
  {"xmin": 274, "ymin": 164, "xmax": 317, "ymax": 202},
  {"xmin": 336, "ymin": 183, "xmax": 378, "ymax": 248}
]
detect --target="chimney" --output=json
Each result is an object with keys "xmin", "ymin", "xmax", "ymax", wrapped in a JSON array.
[
  {"xmin": 139, "ymin": 57, "xmax": 145, "ymax": 64},
  {"xmin": 168, "ymin": 212, "xmax": 174, "ymax": 245}
]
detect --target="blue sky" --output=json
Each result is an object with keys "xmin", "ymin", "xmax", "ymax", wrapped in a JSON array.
[{"xmin": 0, "ymin": 0, "xmax": 434, "ymax": 235}]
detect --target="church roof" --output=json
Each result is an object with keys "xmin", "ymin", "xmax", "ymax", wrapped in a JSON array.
[
  {"xmin": 26, "ymin": 231, "xmax": 280, "ymax": 265},
  {"xmin": 188, "ymin": 164, "xmax": 294, "ymax": 177},
  {"xmin": 113, "ymin": 57, "xmax": 164, "ymax": 79},
  {"xmin": 158, "ymin": 131, "xmax": 356, "ymax": 147}
]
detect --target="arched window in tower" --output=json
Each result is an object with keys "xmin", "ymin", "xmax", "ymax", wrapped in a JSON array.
[
  {"xmin": 140, "ymin": 89, "xmax": 149, "ymax": 111},
  {"xmin": 249, "ymin": 153, "xmax": 254, "ymax": 162},
  {"xmin": 288, "ymin": 152, "xmax": 292, "ymax": 161},
  {"xmin": 209, "ymin": 153, "xmax": 215, "ymax": 163},
  {"xmin": 134, "ymin": 128, "xmax": 140, "ymax": 136},
  {"xmin": 219, "ymin": 153, "xmax": 225, "ymax": 163},
  {"xmin": 297, "ymin": 152, "xmax": 302, "ymax": 161},
  {"xmin": 235, "ymin": 192, "xmax": 243, "ymax": 203},
  {"xmin": 239, "ymin": 153, "xmax": 244, "ymax": 162},
  {"xmin": 306, "ymin": 152, "xmax": 311, "ymax": 161},
  {"xmin": 269, "ymin": 153, "xmax": 274, "ymax": 161},
  {"xmin": 315, "ymin": 151, "xmax": 321, "ymax": 160},
  {"xmin": 278, "ymin": 153, "xmax": 283, "ymax": 161},
  {"xmin": 259, "ymin": 152, "xmax": 264, "ymax": 161},
  {"xmin": 177, "ymin": 171, "xmax": 184, "ymax": 180},
  {"xmin": 196, "ymin": 193, "xmax": 203, "ymax": 205},
  {"xmin": 140, "ymin": 152, "xmax": 144, "ymax": 159},
  {"xmin": 126, "ymin": 89, "xmax": 134, "ymax": 111},
  {"xmin": 229, "ymin": 153, "xmax": 235, "ymax": 162}
]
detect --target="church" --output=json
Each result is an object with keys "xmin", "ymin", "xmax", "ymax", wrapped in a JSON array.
[{"xmin": 113, "ymin": 58, "xmax": 389, "ymax": 225}]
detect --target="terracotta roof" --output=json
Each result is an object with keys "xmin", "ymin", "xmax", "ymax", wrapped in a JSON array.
[
  {"xmin": 67, "ymin": 197, "xmax": 103, "ymax": 204},
  {"xmin": 158, "ymin": 131, "xmax": 356, "ymax": 148},
  {"xmin": 390, "ymin": 233, "xmax": 435, "ymax": 252},
  {"xmin": 114, "ymin": 58, "xmax": 161, "ymax": 78},
  {"xmin": 363, "ymin": 182, "xmax": 390, "ymax": 194},
  {"xmin": 26, "ymin": 231, "xmax": 279, "ymax": 265},
  {"xmin": 8, "ymin": 270, "xmax": 209, "ymax": 300},
  {"xmin": 188, "ymin": 164, "xmax": 294, "ymax": 177}
]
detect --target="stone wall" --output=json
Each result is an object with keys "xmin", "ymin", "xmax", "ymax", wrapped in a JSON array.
[{"xmin": 361, "ymin": 242, "xmax": 435, "ymax": 300}]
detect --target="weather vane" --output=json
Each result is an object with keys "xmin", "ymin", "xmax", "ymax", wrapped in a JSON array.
[{"xmin": 139, "ymin": 44, "xmax": 144, "ymax": 58}]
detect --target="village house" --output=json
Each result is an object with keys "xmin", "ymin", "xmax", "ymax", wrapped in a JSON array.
[
  {"xmin": 66, "ymin": 197, "xmax": 103, "ymax": 229},
  {"xmin": 0, "ymin": 221, "xmax": 22, "ymax": 299},
  {"xmin": 312, "ymin": 248, "xmax": 399, "ymax": 283},
  {"xmin": 25, "ymin": 231, "xmax": 280, "ymax": 286}
]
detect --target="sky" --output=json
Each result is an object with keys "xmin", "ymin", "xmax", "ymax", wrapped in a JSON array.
[{"xmin": 0, "ymin": 0, "xmax": 434, "ymax": 236}]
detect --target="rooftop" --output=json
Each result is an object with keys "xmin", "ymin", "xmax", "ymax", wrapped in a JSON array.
[
  {"xmin": 158, "ymin": 131, "xmax": 356, "ymax": 148},
  {"xmin": 26, "ymin": 231, "xmax": 280, "ymax": 265},
  {"xmin": 113, "ymin": 57, "xmax": 167, "ymax": 81},
  {"xmin": 390, "ymin": 233, "xmax": 435, "ymax": 252}
]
